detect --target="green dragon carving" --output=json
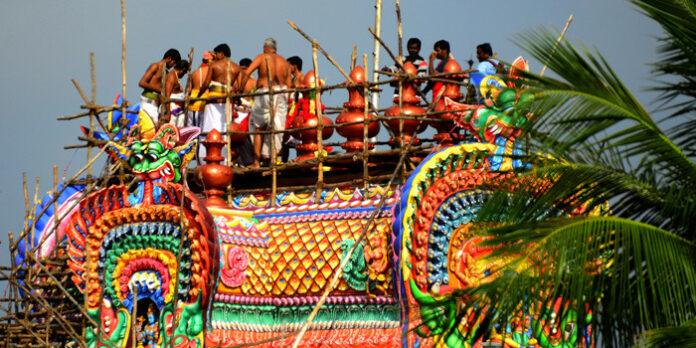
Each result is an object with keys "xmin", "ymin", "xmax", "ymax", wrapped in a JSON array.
[{"xmin": 340, "ymin": 239, "xmax": 368, "ymax": 291}]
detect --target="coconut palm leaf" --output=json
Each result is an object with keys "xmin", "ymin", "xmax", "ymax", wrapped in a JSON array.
[
  {"xmin": 479, "ymin": 155, "xmax": 695, "ymax": 238},
  {"xmin": 637, "ymin": 319, "xmax": 696, "ymax": 348},
  {"xmin": 510, "ymin": 24, "xmax": 696, "ymax": 185},
  {"xmin": 632, "ymin": 0, "xmax": 696, "ymax": 120},
  {"xmin": 447, "ymin": 1, "xmax": 696, "ymax": 346},
  {"xmin": 459, "ymin": 216, "xmax": 696, "ymax": 347}
]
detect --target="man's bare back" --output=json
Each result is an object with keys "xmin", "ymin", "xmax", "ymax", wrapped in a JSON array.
[
  {"xmin": 139, "ymin": 49, "xmax": 180, "ymax": 94},
  {"xmin": 246, "ymin": 53, "xmax": 291, "ymax": 89},
  {"xmin": 199, "ymin": 48, "xmax": 242, "ymax": 102},
  {"xmin": 208, "ymin": 58, "xmax": 241, "ymax": 88},
  {"xmin": 139, "ymin": 61, "xmax": 168, "ymax": 93},
  {"xmin": 190, "ymin": 65, "xmax": 208, "ymax": 91}
]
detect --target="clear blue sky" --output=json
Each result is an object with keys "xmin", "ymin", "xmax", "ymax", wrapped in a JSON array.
[{"xmin": 0, "ymin": 0, "xmax": 663, "ymax": 267}]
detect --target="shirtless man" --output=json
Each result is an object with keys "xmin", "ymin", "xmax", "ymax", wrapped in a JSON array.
[
  {"xmin": 234, "ymin": 58, "xmax": 256, "ymax": 166},
  {"xmin": 241, "ymin": 38, "xmax": 292, "ymax": 168},
  {"xmin": 161, "ymin": 60, "xmax": 189, "ymax": 127},
  {"xmin": 186, "ymin": 51, "xmax": 214, "ymax": 128},
  {"xmin": 287, "ymin": 56, "xmax": 304, "ymax": 88},
  {"xmin": 237, "ymin": 58, "xmax": 256, "ymax": 94},
  {"xmin": 283, "ymin": 56, "xmax": 305, "ymax": 163},
  {"xmin": 197, "ymin": 44, "xmax": 242, "ymax": 161},
  {"xmin": 138, "ymin": 48, "xmax": 181, "ymax": 125}
]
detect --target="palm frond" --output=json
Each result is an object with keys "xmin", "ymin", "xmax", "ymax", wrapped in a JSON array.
[
  {"xmin": 637, "ymin": 319, "xmax": 696, "ymax": 348},
  {"xmin": 513, "ymin": 27, "xmax": 696, "ymax": 188},
  {"xmin": 632, "ymin": 0, "xmax": 696, "ymax": 119},
  {"xmin": 478, "ymin": 158, "xmax": 696, "ymax": 238},
  {"xmin": 462, "ymin": 217, "xmax": 696, "ymax": 347}
]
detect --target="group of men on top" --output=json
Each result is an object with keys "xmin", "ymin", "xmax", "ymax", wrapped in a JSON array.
[
  {"xmin": 383, "ymin": 38, "xmax": 502, "ymax": 100},
  {"xmin": 138, "ymin": 39, "xmax": 295, "ymax": 168},
  {"xmin": 137, "ymin": 37, "xmax": 502, "ymax": 167}
]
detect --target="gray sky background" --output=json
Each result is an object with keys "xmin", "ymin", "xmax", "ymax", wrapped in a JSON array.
[{"xmin": 0, "ymin": 0, "xmax": 663, "ymax": 267}]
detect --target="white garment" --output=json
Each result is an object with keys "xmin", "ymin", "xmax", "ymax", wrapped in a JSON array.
[
  {"xmin": 140, "ymin": 95, "xmax": 160, "ymax": 124},
  {"xmin": 249, "ymin": 87, "xmax": 288, "ymax": 157},
  {"xmin": 168, "ymin": 92, "xmax": 186, "ymax": 128},
  {"xmin": 199, "ymin": 102, "xmax": 231, "ymax": 162}
]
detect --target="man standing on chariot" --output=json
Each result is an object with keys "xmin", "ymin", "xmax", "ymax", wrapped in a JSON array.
[
  {"xmin": 161, "ymin": 59, "xmax": 189, "ymax": 127},
  {"xmin": 240, "ymin": 38, "xmax": 292, "ymax": 168},
  {"xmin": 197, "ymin": 43, "xmax": 242, "ymax": 161},
  {"xmin": 187, "ymin": 51, "xmax": 214, "ymax": 128},
  {"xmin": 138, "ymin": 48, "xmax": 181, "ymax": 127}
]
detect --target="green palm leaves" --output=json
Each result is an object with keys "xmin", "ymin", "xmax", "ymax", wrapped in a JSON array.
[{"xmin": 455, "ymin": 0, "xmax": 696, "ymax": 346}]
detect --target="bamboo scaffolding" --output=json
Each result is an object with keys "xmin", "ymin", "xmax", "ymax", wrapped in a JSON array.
[
  {"xmin": 371, "ymin": 0, "xmax": 383, "ymax": 110},
  {"xmin": 264, "ymin": 57, "xmax": 278, "ymax": 208},
  {"xmin": 362, "ymin": 53, "xmax": 370, "ymax": 191},
  {"xmin": 1, "ymin": 3, "xmax": 492, "ymax": 346},
  {"xmin": 57, "ymin": 70, "xmax": 467, "ymax": 121},
  {"xmin": 313, "ymin": 42, "xmax": 324, "ymax": 203},
  {"xmin": 170, "ymin": 168, "xmax": 189, "ymax": 344}
]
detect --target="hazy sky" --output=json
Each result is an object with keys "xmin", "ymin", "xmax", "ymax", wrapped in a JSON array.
[{"xmin": 0, "ymin": 0, "xmax": 664, "ymax": 267}]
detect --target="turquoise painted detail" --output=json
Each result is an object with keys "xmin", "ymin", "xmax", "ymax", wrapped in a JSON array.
[
  {"xmin": 210, "ymin": 303, "xmax": 400, "ymax": 325},
  {"xmin": 340, "ymin": 239, "xmax": 368, "ymax": 291}
]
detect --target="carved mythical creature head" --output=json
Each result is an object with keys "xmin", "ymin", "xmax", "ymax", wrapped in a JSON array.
[{"xmin": 105, "ymin": 124, "xmax": 198, "ymax": 184}]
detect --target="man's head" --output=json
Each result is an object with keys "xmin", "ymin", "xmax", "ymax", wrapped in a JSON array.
[
  {"xmin": 174, "ymin": 60, "xmax": 189, "ymax": 75},
  {"xmin": 213, "ymin": 44, "xmax": 231, "ymax": 59},
  {"xmin": 263, "ymin": 38, "xmax": 277, "ymax": 53},
  {"xmin": 433, "ymin": 40, "xmax": 450, "ymax": 59},
  {"xmin": 407, "ymin": 38, "xmax": 421, "ymax": 58},
  {"xmin": 163, "ymin": 48, "xmax": 181, "ymax": 68},
  {"xmin": 202, "ymin": 51, "xmax": 214, "ymax": 64},
  {"xmin": 239, "ymin": 58, "xmax": 252, "ymax": 69},
  {"xmin": 476, "ymin": 43, "xmax": 493, "ymax": 62},
  {"xmin": 287, "ymin": 56, "xmax": 303, "ymax": 72}
]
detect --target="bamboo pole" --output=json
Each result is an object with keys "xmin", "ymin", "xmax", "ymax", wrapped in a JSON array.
[
  {"xmin": 52, "ymin": 166, "xmax": 58, "ymax": 253},
  {"xmin": 362, "ymin": 54, "xmax": 370, "ymax": 191},
  {"xmin": 232, "ymin": 143, "xmax": 434, "ymax": 176},
  {"xmin": 0, "ymin": 268, "xmax": 87, "ymax": 347},
  {"xmin": 89, "ymin": 53, "xmax": 96, "ymax": 178},
  {"xmin": 183, "ymin": 47, "xmax": 194, "ymax": 126},
  {"xmin": 7, "ymin": 232, "xmax": 19, "ymax": 317},
  {"xmin": 368, "ymin": 26, "xmax": 428, "ymax": 104},
  {"xmin": 229, "ymin": 173, "xmax": 409, "ymax": 195},
  {"xmin": 69, "ymin": 79, "xmax": 117, "ymax": 142},
  {"xmin": 396, "ymin": 0, "xmax": 403, "ymax": 61},
  {"xmin": 350, "ymin": 45, "xmax": 357, "ymax": 71},
  {"xmin": 287, "ymin": 21, "xmax": 397, "ymax": 141},
  {"xmin": 540, "ymin": 14, "xmax": 573, "ymax": 77},
  {"xmin": 58, "ymin": 70, "xmax": 464, "ymax": 122},
  {"xmin": 71, "ymin": 79, "xmax": 90, "ymax": 104},
  {"xmin": 371, "ymin": 0, "xmax": 383, "ymax": 110},
  {"xmin": 131, "ymin": 286, "xmax": 138, "ymax": 347},
  {"xmin": 288, "ymin": 21, "xmax": 352, "ymax": 83},
  {"xmin": 30, "ymin": 164, "xmax": 108, "ymax": 255},
  {"xmin": 120, "ymin": 0, "xmax": 126, "ymax": 115},
  {"xmin": 28, "ymin": 177, "xmax": 40, "ymax": 264},
  {"xmin": 288, "ymin": 61, "xmax": 437, "ymax": 345},
  {"xmin": 226, "ymin": 60, "xmax": 232, "ymax": 167},
  {"xmin": 57, "ymin": 75, "xmax": 407, "ymax": 121},
  {"xmin": 160, "ymin": 63, "xmax": 167, "ymax": 116},
  {"xmin": 22, "ymin": 174, "xmax": 29, "ymax": 242},
  {"xmin": 169, "ymin": 168, "xmax": 188, "ymax": 345},
  {"xmin": 313, "ymin": 41, "xmax": 324, "ymax": 204},
  {"xmin": 290, "ymin": 97, "xmax": 423, "ymax": 348},
  {"xmin": 20, "ymin": 249, "xmax": 117, "ymax": 347},
  {"xmin": 264, "ymin": 57, "xmax": 278, "ymax": 208},
  {"xmin": 11, "ymin": 146, "xmax": 107, "ymax": 253}
]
